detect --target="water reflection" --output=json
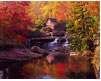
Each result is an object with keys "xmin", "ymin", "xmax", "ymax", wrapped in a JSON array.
[
  {"xmin": 40, "ymin": 75, "xmax": 54, "ymax": 79},
  {"xmin": 0, "ymin": 71, "xmax": 3, "ymax": 79},
  {"xmin": 7, "ymin": 54, "xmax": 96, "ymax": 79},
  {"xmin": 0, "ymin": 36, "xmax": 96, "ymax": 79}
]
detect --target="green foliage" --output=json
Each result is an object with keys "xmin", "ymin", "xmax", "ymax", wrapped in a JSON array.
[
  {"xmin": 66, "ymin": 4, "xmax": 100, "ymax": 53},
  {"xmin": 35, "ymin": 18, "xmax": 44, "ymax": 27}
]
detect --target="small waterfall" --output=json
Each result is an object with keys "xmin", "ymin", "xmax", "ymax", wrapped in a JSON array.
[
  {"xmin": 48, "ymin": 38, "xmax": 59, "ymax": 46},
  {"xmin": 42, "ymin": 35, "xmax": 69, "ymax": 52},
  {"xmin": 62, "ymin": 35, "xmax": 68, "ymax": 47}
]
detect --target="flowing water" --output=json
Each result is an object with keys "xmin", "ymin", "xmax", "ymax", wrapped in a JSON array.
[
  {"xmin": 0, "ymin": 37, "xmax": 96, "ymax": 79},
  {"xmin": 62, "ymin": 36, "xmax": 68, "ymax": 48}
]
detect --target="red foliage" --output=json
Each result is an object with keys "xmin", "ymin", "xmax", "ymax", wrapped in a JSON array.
[
  {"xmin": 56, "ymin": 63, "xmax": 68, "ymax": 79},
  {"xmin": 0, "ymin": 1, "xmax": 32, "ymax": 43},
  {"xmin": 16, "ymin": 34, "xmax": 27, "ymax": 44}
]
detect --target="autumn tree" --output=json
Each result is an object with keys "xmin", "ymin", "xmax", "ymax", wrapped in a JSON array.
[
  {"xmin": 0, "ymin": 1, "xmax": 32, "ymax": 46},
  {"xmin": 41, "ymin": 1, "xmax": 59, "ymax": 19},
  {"xmin": 65, "ymin": 1, "xmax": 100, "ymax": 53},
  {"xmin": 26, "ymin": 1, "xmax": 44, "ymax": 27}
]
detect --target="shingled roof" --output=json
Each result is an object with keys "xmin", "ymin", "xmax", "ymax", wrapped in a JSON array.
[{"xmin": 48, "ymin": 18, "xmax": 57, "ymax": 22}]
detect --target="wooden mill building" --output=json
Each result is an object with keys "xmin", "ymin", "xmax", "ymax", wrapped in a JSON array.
[{"xmin": 46, "ymin": 18, "xmax": 57, "ymax": 31}]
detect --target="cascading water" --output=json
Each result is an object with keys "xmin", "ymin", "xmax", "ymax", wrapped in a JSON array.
[
  {"xmin": 48, "ymin": 38, "xmax": 59, "ymax": 46},
  {"xmin": 62, "ymin": 35, "xmax": 68, "ymax": 47},
  {"xmin": 48, "ymin": 35, "xmax": 68, "ymax": 48},
  {"xmin": 42, "ymin": 35, "xmax": 69, "ymax": 54},
  {"xmin": 43, "ymin": 38, "xmax": 60, "ymax": 53}
]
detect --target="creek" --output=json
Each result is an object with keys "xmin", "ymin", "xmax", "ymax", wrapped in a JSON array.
[{"xmin": 0, "ymin": 36, "xmax": 96, "ymax": 79}]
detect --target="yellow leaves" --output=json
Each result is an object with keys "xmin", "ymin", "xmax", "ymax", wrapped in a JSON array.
[
  {"xmin": 84, "ymin": 11, "xmax": 88, "ymax": 16},
  {"xmin": 26, "ymin": 1, "xmax": 43, "ymax": 23},
  {"xmin": 74, "ymin": 20, "xmax": 78, "ymax": 26},
  {"xmin": 27, "ymin": 27, "xmax": 37, "ymax": 31},
  {"xmin": 41, "ymin": 1, "xmax": 59, "ymax": 18},
  {"xmin": 83, "ymin": 8, "xmax": 86, "ymax": 12},
  {"xmin": 82, "ymin": 36, "xmax": 89, "ymax": 41},
  {"xmin": 74, "ymin": 19, "xmax": 81, "ymax": 26},
  {"xmin": 26, "ymin": 1, "xmax": 100, "ymax": 27},
  {"xmin": 89, "ymin": 27, "xmax": 95, "ymax": 34},
  {"xmin": 75, "ymin": 14, "xmax": 80, "ymax": 17}
]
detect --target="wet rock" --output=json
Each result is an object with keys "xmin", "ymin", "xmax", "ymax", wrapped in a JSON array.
[
  {"xmin": 0, "ymin": 48, "xmax": 44, "ymax": 64},
  {"xmin": 52, "ymin": 31, "xmax": 65, "ymax": 36},
  {"xmin": 53, "ymin": 47, "xmax": 67, "ymax": 53},
  {"xmin": 31, "ymin": 46, "xmax": 49, "ymax": 55},
  {"xmin": 70, "ymin": 52, "xmax": 79, "ymax": 56},
  {"xmin": 58, "ymin": 37, "xmax": 66, "ymax": 43},
  {"xmin": 0, "ymin": 44, "xmax": 14, "ymax": 51},
  {"xmin": 30, "ymin": 36, "xmax": 56, "ymax": 43}
]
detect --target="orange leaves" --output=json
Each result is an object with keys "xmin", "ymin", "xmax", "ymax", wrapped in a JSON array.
[
  {"xmin": 56, "ymin": 1, "xmax": 100, "ymax": 21},
  {"xmin": 26, "ymin": 1, "xmax": 100, "ymax": 22},
  {"xmin": 79, "ymin": 1, "xmax": 100, "ymax": 16},
  {"xmin": 56, "ymin": 2, "xmax": 75, "ymax": 21}
]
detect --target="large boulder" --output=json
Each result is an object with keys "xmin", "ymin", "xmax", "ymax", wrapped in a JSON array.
[
  {"xmin": 53, "ymin": 47, "xmax": 67, "ymax": 53},
  {"xmin": 52, "ymin": 31, "xmax": 65, "ymax": 36},
  {"xmin": 31, "ymin": 46, "xmax": 49, "ymax": 55}
]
